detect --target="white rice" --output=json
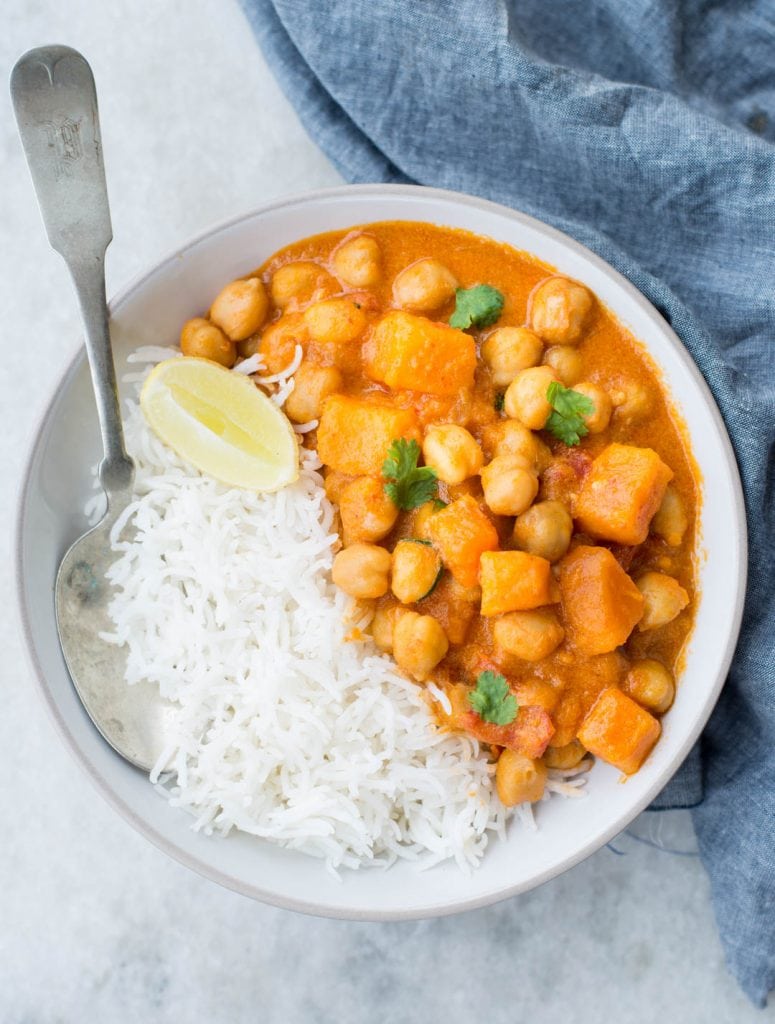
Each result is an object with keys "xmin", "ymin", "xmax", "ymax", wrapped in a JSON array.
[{"xmin": 100, "ymin": 347, "xmax": 587, "ymax": 872}]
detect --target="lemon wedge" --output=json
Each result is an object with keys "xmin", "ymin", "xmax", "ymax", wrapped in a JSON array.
[{"xmin": 140, "ymin": 357, "xmax": 299, "ymax": 491}]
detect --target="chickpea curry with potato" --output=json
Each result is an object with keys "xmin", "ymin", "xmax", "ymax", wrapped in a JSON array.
[{"xmin": 179, "ymin": 221, "xmax": 698, "ymax": 811}]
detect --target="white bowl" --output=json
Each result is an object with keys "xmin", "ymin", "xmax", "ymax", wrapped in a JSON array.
[{"xmin": 15, "ymin": 185, "xmax": 746, "ymax": 918}]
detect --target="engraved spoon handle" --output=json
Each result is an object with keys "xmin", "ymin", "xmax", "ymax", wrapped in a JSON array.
[{"xmin": 11, "ymin": 45, "xmax": 133, "ymax": 495}]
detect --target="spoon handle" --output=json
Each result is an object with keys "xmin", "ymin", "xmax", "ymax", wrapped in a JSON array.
[{"xmin": 11, "ymin": 45, "xmax": 133, "ymax": 495}]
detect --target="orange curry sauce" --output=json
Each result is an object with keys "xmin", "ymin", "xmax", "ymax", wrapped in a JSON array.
[{"xmin": 241, "ymin": 220, "xmax": 699, "ymax": 802}]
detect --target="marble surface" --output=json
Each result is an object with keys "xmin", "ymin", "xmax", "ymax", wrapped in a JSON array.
[{"xmin": 1, "ymin": 2, "xmax": 770, "ymax": 1021}]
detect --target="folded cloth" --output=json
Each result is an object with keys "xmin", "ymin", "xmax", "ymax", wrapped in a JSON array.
[{"xmin": 239, "ymin": 0, "xmax": 775, "ymax": 1004}]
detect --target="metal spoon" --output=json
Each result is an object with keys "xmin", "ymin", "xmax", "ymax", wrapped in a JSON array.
[{"xmin": 12, "ymin": 45, "xmax": 167, "ymax": 771}]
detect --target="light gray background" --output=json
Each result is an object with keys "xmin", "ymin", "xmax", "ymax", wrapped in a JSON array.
[{"xmin": 2, "ymin": 2, "xmax": 770, "ymax": 1022}]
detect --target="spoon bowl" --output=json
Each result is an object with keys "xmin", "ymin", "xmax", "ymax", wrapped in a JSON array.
[{"xmin": 54, "ymin": 504, "xmax": 167, "ymax": 771}]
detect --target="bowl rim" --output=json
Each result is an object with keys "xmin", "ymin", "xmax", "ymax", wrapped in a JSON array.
[{"xmin": 14, "ymin": 182, "xmax": 748, "ymax": 919}]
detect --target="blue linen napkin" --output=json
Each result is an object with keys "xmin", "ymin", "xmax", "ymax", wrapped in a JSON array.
[{"xmin": 239, "ymin": 0, "xmax": 775, "ymax": 1004}]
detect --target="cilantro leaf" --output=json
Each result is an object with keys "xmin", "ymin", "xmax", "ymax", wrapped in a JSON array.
[
  {"xmin": 382, "ymin": 438, "xmax": 438, "ymax": 510},
  {"xmin": 449, "ymin": 285, "xmax": 504, "ymax": 330},
  {"xmin": 494, "ymin": 391, "xmax": 505, "ymax": 413},
  {"xmin": 467, "ymin": 671, "xmax": 518, "ymax": 726},
  {"xmin": 544, "ymin": 381, "xmax": 595, "ymax": 446}
]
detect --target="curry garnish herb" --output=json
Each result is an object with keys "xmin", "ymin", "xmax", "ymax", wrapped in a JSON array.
[
  {"xmin": 382, "ymin": 438, "xmax": 438, "ymax": 510},
  {"xmin": 494, "ymin": 391, "xmax": 505, "ymax": 413},
  {"xmin": 545, "ymin": 382, "xmax": 595, "ymax": 446},
  {"xmin": 449, "ymin": 285, "xmax": 505, "ymax": 330},
  {"xmin": 468, "ymin": 671, "xmax": 518, "ymax": 725}
]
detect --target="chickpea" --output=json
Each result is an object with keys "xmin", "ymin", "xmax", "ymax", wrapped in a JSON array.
[
  {"xmin": 543, "ymin": 345, "xmax": 582, "ymax": 385},
  {"xmin": 210, "ymin": 278, "xmax": 268, "ymax": 342},
  {"xmin": 422, "ymin": 424, "xmax": 483, "ymax": 485},
  {"xmin": 338, "ymin": 476, "xmax": 398, "ymax": 545},
  {"xmin": 652, "ymin": 485, "xmax": 688, "ymax": 547},
  {"xmin": 496, "ymin": 750, "xmax": 547, "ymax": 805},
  {"xmin": 513, "ymin": 500, "xmax": 572, "ymax": 562},
  {"xmin": 332, "ymin": 233, "xmax": 381, "ymax": 287},
  {"xmin": 332, "ymin": 543, "xmax": 391, "ymax": 599},
  {"xmin": 611, "ymin": 379, "xmax": 652, "ymax": 423},
  {"xmin": 371, "ymin": 601, "xmax": 403, "ymax": 653},
  {"xmin": 482, "ymin": 419, "xmax": 532, "ymax": 458},
  {"xmin": 573, "ymin": 381, "xmax": 612, "ymax": 434},
  {"xmin": 543, "ymin": 740, "xmax": 587, "ymax": 770},
  {"xmin": 481, "ymin": 419, "xmax": 552, "ymax": 473},
  {"xmin": 391, "ymin": 540, "xmax": 442, "ymax": 604},
  {"xmin": 392, "ymin": 610, "xmax": 449, "ymax": 681},
  {"xmin": 302, "ymin": 297, "xmax": 367, "ymax": 348},
  {"xmin": 180, "ymin": 317, "xmax": 236, "ymax": 368},
  {"xmin": 504, "ymin": 366, "xmax": 558, "ymax": 430},
  {"xmin": 392, "ymin": 258, "xmax": 458, "ymax": 312},
  {"xmin": 270, "ymin": 261, "xmax": 337, "ymax": 311},
  {"xmin": 529, "ymin": 276, "xmax": 593, "ymax": 345},
  {"xmin": 636, "ymin": 572, "xmax": 690, "ymax": 630},
  {"xmin": 258, "ymin": 313, "xmax": 308, "ymax": 374},
  {"xmin": 324, "ymin": 469, "xmax": 353, "ymax": 505},
  {"xmin": 623, "ymin": 659, "xmax": 675, "ymax": 714},
  {"xmin": 494, "ymin": 609, "xmax": 565, "ymax": 661},
  {"xmin": 481, "ymin": 455, "xmax": 539, "ymax": 516},
  {"xmin": 513, "ymin": 678, "xmax": 559, "ymax": 713},
  {"xmin": 284, "ymin": 362, "xmax": 342, "ymax": 423},
  {"xmin": 482, "ymin": 327, "xmax": 543, "ymax": 386}
]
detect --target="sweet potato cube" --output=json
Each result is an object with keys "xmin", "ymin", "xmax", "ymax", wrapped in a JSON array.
[
  {"xmin": 559, "ymin": 545, "xmax": 644, "ymax": 654},
  {"xmin": 575, "ymin": 443, "xmax": 673, "ymax": 545},
  {"xmin": 367, "ymin": 310, "xmax": 476, "ymax": 396},
  {"xmin": 548, "ymin": 651, "xmax": 626, "ymax": 745},
  {"xmin": 316, "ymin": 394, "xmax": 419, "ymax": 476},
  {"xmin": 428, "ymin": 495, "xmax": 498, "ymax": 588},
  {"xmin": 480, "ymin": 551, "xmax": 554, "ymax": 616},
  {"xmin": 577, "ymin": 687, "xmax": 661, "ymax": 774}
]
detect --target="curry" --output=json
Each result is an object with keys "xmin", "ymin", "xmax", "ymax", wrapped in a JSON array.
[{"xmin": 180, "ymin": 220, "xmax": 698, "ymax": 809}]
